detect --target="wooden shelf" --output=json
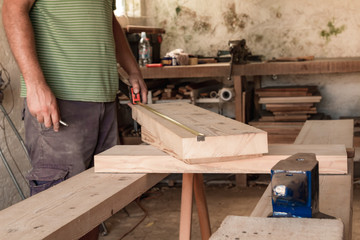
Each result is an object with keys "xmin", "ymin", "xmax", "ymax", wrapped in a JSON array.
[
  {"xmin": 141, "ymin": 63, "xmax": 230, "ymax": 79},
  {"xmin": 140, "ymin": 57, "xmax": 360, "ymax": 123},
  {"xmin": 141, "ymin": 57, "xmax": 360, "ymax": 79}
]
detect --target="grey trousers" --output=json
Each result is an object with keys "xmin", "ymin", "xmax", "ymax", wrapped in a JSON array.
[{"xmin": 24, "ymin": 99, "xmax": 118, "ymax": 196}]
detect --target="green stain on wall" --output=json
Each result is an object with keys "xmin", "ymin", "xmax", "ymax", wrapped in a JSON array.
[
  {"xmin": 320, "ymin": 19, "xmax": 346, "ymax": 41},
  {"xmin": 176, "ymin": 6, "xmax": 181, "ymax": 15}
]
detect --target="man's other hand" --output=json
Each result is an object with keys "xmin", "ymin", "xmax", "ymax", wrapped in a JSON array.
[
  {"xmin": 27, "ymin": 82, "xmax": 60, "ymax": 132},
  {"xmin": 129, "ymin": 72, "xmax": 148, "ymax": 104}
]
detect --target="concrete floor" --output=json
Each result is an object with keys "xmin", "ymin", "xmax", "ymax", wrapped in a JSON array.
[{"xmin": 99, "ymin": 175, "xmax": 360, "ymax": 240}]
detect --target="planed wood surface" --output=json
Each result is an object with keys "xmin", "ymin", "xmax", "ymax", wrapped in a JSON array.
[
  {"xmin": 0, "ymin": 169, "xmax": 167, "ymax": 240},
  {"xmin": 131, "ymin": 102, "xmax": 268, "ymax": 163},
  {"xmin": 295, "ymin": 119, "xmax": 354, "ymax": 148},
  {"xmin": 94, "ymin": 144, "xmax": 348, "ymax": 174},
  {"xmin": 250, "ymin": 175, "xmax": 351, "ymax": 240},
  {"xmin": 210, "ymin": 215, "xmax": 343, "ymax": 240}
]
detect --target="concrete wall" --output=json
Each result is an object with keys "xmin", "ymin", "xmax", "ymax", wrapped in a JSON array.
[
  {"xmin": 145, "ymin": 0, "xmax": 360, "ymax": 118},
  {"xmin": 0, "ymin": 0, "xmax": 31, "ymax": 210}
]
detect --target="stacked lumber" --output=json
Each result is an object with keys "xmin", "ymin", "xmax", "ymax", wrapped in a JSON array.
[
  {"xmin": 151, "ymin": 84, "xmax": 192, "ymax": 101},
  {"xmin": 250, "ymin": 86, "xmax": 322, "ymax": 143},
  {"xmin": 257, "ymin": 86, "xmax": 320, "ymax": 121},
  {"xmin": 150, "ymin": 80, "xmax": 222, "ymax": 102}
]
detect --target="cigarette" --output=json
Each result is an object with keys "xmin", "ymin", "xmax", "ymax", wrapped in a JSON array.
[{"xmin": 59, "ymin": 120, "xmax": 68, "ymax": 127}]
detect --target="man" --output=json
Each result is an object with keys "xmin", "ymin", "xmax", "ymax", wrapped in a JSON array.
[{"xmin": 2, "ymin": 0, "xmax": 146, "ymax": 238}]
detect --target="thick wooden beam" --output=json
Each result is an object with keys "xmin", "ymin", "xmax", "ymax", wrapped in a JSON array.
[
  {"xmin": 94, "ymin": 144, "xmax": 348, "ymax": 174},
  {"xmin": 295, "ymin": 119, "xmax": 354, "ymax": 148},
  {"xmin": 210, "ymin": 215, "xmax": 343, "ymax": 240},
  {"xmin": 131, "ymin": 102, "xmax": 268, "ymax": 164},
  {"xmin": 0, "ymin": 169, "xmax": 167, "ymax": 240}
]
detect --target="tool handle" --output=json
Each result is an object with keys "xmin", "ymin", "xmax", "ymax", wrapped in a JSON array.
[{"xmin": 131, "ymin": 88, "xmax": 141, "ymax": 104}]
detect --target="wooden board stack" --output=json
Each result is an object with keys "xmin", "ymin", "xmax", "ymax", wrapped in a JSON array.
[
  {"xmin": 150, "ymin": 79, "xmax": 222, "ymax": 102},
  {"xmin": 250, "ymin": 86, "xmax": 322, "ymax": 144}
]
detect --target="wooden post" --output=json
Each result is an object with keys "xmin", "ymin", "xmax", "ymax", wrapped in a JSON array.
[
  {"xmin": 253, "ymin": 76, "xmax": 262, "ymax": 120},
  {"xmin": 179, "ymin": 173, "xmax": 194, "ymax": 240},
  {"xmin": 193, "ymin": 174, "xmax": 211, "ymax": 240},
  {"xmin": 234, "ymin": 75, "xmax": 248, "ymax": 186},
  {"xmin": 233, "ymin": 75, "xmax": 243, "ymax": 122}
]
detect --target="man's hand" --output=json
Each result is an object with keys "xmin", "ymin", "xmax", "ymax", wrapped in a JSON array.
[
  {"xmin": 112, "ymin": 14, "xmax": 148, "ymax": 103},
  {"xmin": 128, "ymin": 72, "xmax": 148, "ymax": 104},
  {"xmin": 27, "ymin": 81, "xmax": 60, "ymax": 132}
]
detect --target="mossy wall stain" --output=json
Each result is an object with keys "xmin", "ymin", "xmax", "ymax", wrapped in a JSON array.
[
  {"xmin": 320, "ymin": 19, "xmax": 346, "ymax": 41},
  {"xmin": 222, "ymin": 3, "xmax": 249, "ymax": 33}
]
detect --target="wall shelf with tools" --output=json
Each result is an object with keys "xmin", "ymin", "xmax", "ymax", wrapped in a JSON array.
[{"xmin": 141, "ymin": 57, "xmax": 360, "ymax": 124}]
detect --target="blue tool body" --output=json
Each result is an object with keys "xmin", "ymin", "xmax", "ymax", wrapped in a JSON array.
[{"xmin": 271, "ymin": 153, "xmax": 319, "ymax": 218}]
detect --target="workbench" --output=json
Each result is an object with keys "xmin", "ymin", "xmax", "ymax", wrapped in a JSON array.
[
  {"xmin": 141, "ymin": 57, "xmax": 360, "ymax": 123},
  {"xmin": 0, "ymin": 119, "xmax": 353, "ymax": 239}
]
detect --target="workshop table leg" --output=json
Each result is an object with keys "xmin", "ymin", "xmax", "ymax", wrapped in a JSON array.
[
  {"xmin": 179, "ymin": 173, "xmax": 194, "ymax": 240},
  {"xmin": 194, "ymin": 174, "xmax": 211, "ymax": 240}
]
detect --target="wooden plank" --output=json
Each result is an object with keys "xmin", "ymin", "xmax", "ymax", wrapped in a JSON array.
[
  {"xmin": 295, "ymin": 120, "xmax": 354, "ymax": 148},
  {"xmin": 141, "ymin": 63, "xmax": 230, "ymax": 79},
  {"xmin": 141, "ymin": 58, "xmax": 360, "ymax": 80},
  {"xmin": 94, "ymin": 144, "xmax": 348, "ymax": 174},
  {"xmin": 232, "ymin": 57, "xmax": 360, "ymax": 76},
  {"xmin": 0, "ymin": 169, "xmax": 167, "ymax": 240},
  {"xmin": 210, "ymin": 216, "xmax": 343, "ymax": 240},
  {"xmin": 259, "ymin": 114, "xmax": 309, "ymax": 122},
  {"xmin": 131, "ymin": 102, "xmax": 268, "ymax": 163},
  {"xmin": 259, "ymin": 96, "xmax": 322, "ymax": 104},
  {"xmin": 268, "ymin": 134, "xmax": 297, "ymax": 144},
  {"xmin": 272, "ymin": 109, "xmax": 317, "ymax": 115},
  {"xmin": 249, "ymin": 121, "xmax": 304, "ymax": 127},
  {"xmin": 250, "ymin": 175, "xmax": 352, "ymax": 240}
]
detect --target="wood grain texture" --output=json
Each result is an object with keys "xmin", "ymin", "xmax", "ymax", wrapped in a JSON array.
[
  {"xmin": 295, "ymin": 120, "xmax": 354, "ymax": 148},
  {"xmin": 94, "ymin": 144, "xmax": 347, "ymax": 174},
  {"xmin": 250, "ymin": 175, "xmax": 351, "ymax": 240},
  {"xmin": 0, "ymin": 169, "xmax": 167, "ymax": 240},
  {"xmin": 131, "ymin": 102, "xmax": 268, "ymax": 163},
  {"xmin": 210, "ymin": 215, "xmax": 343, "ymax": 240}
]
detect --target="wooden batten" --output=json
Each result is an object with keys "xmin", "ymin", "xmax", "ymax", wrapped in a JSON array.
[{"xmin": 131, "ymin": 102, "xmax": 268, "ymax": 163}]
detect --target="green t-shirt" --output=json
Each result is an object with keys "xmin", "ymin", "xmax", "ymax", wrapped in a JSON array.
[{"xmin": 21, "ymin": 0, "xmax": 118, "ymax": 102}]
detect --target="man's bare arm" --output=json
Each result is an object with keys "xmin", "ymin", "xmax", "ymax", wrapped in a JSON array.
[
  {"xmin": 2, "ymin": 0, "xmax": 60, "ymax": 131},
  {"xmin": 112, "ymin": 14, "xmax": 148, "ymax": 103}
]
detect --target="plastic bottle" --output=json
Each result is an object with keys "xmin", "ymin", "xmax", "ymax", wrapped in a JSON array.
[{"xmin": 138, "ymin": 32, "xmax": 152, "ymax": 67}]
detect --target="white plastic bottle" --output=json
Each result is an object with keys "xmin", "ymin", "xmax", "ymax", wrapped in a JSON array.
[{"xmin": 138, "ymin": 32, "xmax": 151, "ymax": 67}]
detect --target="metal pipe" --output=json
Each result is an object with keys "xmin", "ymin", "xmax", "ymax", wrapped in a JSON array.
[
  {"xmin": 0, "ymin": 103, "xmax": 31, "ymax": 163},
  {"xmin": 0, "ymin": 148, "xmax": 25, "ymax": 200}
]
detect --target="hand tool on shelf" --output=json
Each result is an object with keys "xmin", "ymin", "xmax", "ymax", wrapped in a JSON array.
[
  {"xmin": 227, "ymin": 39, "xmax": 263, "ymax": 81},
  {"xmin": 118, "ymin": 79, "xmax": 205, "ymax": 141}
]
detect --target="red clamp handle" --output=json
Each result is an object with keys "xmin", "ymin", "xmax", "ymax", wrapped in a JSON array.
[{"xmin": 131, "ymin": 88, "xmax": 141, "ymax": 104}]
